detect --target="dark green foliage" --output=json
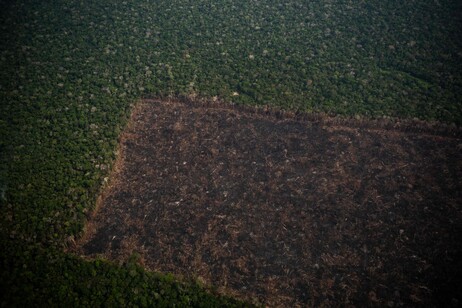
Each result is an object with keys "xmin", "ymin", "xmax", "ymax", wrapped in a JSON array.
[
  {"xmin": 0, "ymin": 236, "xmax": 248, "ymax": 307},
  {"xmin": 0, "ymin": 0, "xmax": 461, "ymax": 306}
]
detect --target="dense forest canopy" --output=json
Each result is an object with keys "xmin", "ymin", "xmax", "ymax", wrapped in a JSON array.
[{"xmin": 1, "ymin": 0, "xmax": 461, "ymax": 305}]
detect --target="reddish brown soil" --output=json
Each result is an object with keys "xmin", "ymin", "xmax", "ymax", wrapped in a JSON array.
[{"xmin": 77, "ymin": 99, "xmax": 462, "ymax": 307}]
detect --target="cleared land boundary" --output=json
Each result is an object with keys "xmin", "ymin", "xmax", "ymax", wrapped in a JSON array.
[{"xmin": 75, "ymin": 98, "xmax": 462, "ymax": 306}]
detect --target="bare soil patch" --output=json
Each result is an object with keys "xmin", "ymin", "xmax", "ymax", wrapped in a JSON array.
[{"xmin": 76, "ymin": 98, "xmax": 462, "ymax": 306}]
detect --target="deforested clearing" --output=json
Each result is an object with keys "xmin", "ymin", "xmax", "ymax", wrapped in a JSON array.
[{"xmin": 76, "ymin": 99, "xmax": 462, "ymax": 306}]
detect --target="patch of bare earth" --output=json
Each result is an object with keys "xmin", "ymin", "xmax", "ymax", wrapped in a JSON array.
[{"xmin": 76, "ymin": 99, "xmax": 462, "ymax": 307}]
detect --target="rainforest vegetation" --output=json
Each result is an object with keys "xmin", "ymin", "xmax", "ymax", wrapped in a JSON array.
[{"xmin": 1, "ymin": 0, "xmax": 461, "ymax": 305}]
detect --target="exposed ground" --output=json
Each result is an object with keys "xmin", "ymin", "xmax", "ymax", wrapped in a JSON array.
[{"xmin": 76, "ymin": 98, "xmax": 462, "ymax": 307}]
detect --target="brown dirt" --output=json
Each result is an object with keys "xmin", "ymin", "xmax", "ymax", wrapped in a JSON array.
[{"xmin": 75, "ymin": 98, "xmax": 462, "ymax": 307}]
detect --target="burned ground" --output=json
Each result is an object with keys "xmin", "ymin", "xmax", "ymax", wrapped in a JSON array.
[{"xmin": 76, "ymin": 99, "xmax": 462, "ymax": 306}]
